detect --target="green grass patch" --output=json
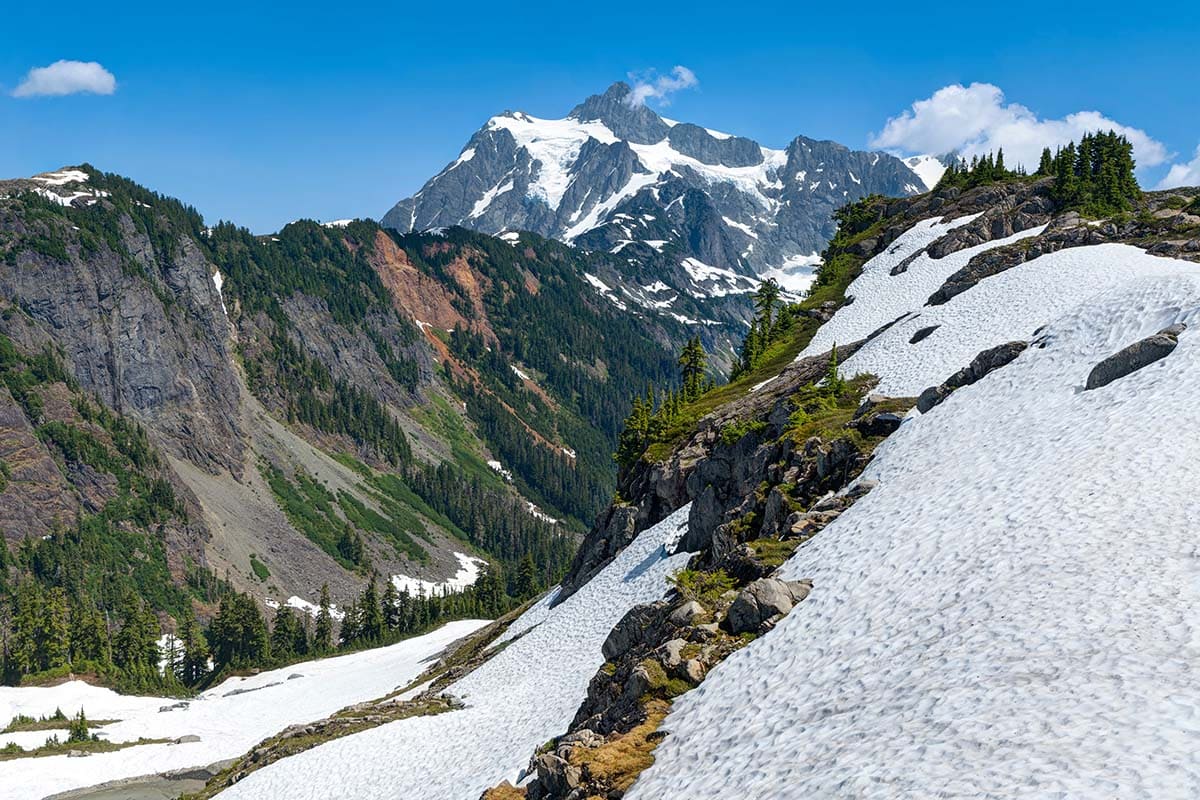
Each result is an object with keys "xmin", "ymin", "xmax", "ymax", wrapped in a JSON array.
[
  {"xmin": 260, "ymin": 462, "xmax": 357, "ymax": 570},
  {"xmin": 746, "ymin": 537, "xmax": 802, "ymax": 568},
  {"xmin": 0, "ymin": 735, "xmax": 170, "ymax": 761},
  {"xmin": 337, "ymin": 490, "xmax": 428, "ymax": 562},
  {"xmin": 409, "ymin": 393, "xmax": 502, "ymax": 487},
  {"xmin": 249, "ymin": 554, "xmax": 270, "ymax": 581}
]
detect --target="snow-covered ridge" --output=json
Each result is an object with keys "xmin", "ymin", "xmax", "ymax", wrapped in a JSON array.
[
  {"xmin": 383, "ymin": 84, "xmax": 932, "ymax": 286},
  {"xmin": 628, "ymin": 217, "xmax": 1200, "ymax": 796},
  {"xmin": 487, "ymin": 112, "xmax": 619, "ymax": 208}
]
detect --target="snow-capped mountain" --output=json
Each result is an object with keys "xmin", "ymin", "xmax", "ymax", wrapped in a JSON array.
[{"xmin": 382, "ymin": 82, "xmax": 934, "ymax": 295}]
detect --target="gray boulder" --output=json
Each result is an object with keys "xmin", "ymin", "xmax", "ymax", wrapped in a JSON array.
[
  {"xmin": 668, "ymin": 600, "xmax": 705, "ymax": 627},
  {"xmin": 726, "ymin": 578, "xmax": 813, "ymax": 634},
  {"xmin": 1086, "ymin": 325, "xmax": 1184, "ymax": 390}
]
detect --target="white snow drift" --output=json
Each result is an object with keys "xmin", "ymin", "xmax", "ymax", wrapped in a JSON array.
[
  {"xmin": 217, "ymin": 504, "xmax": 695, "ymax": 800},
  {"xmin": 0, "ymin": 620, "xmax": 487, "ymax": 800}
]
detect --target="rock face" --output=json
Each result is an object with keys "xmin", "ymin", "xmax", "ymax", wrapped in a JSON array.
[
  {"xmin": 918, "ymin": 341, "xmax": 1029, "ymax": 413},
  {"xmin": 0, "ymin": 192, "xmax": 244, "ymax": 477},
  {"xmin": 1086, "ymin": 325, "xmax": 1184, "ymax": 390},
  {"xmin": 383, "ymin": 82, "xmax": 933, "ymax": 279}
]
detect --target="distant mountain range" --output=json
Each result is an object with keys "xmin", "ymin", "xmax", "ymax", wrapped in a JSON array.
[{"xmin": 383, "ymin": 82, "xmax": 945, "ymax": 298}]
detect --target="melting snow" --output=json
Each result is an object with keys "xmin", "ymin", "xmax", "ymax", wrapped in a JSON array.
[
  {"xmin": 212, "ymin": 270, "xmax": 229, "ymax": 316},
  {"xmin": 392, "ymin": 553, "xmax": 487, "ymax": 597},
  {"xmin": 0, "ymin": 622, "xmax": 488, "ymax": 800},
  {"xmin": 721, "ymin": 216, "xmax": 758, "ymax": 238},
  {"xmin": 487, "ymin": 459, "xmax": 513, "ymax": 482},
  {"xmin": 680, "ymin": 257, "xmax": 758, "ymax": 297},
  {"xmin": 470, "ymin": 177, "xmax": 515, "ymax": 218},
  {"xmin": 32, "ymin": 169, "xmax": 89, "ymax": 186},
  {"xmin": 218, "ymin": 505, "xmax": 695, "ymax": 800}
]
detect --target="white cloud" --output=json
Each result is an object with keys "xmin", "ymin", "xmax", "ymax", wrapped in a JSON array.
[
  {"xmin": 1158, "ymin": 145, "xmax": 1200, "ymax": 189},
  {"xmin": 626, "ymin": 66, "xmax": 698, "ymax": 108},
  {"xmin": 871, "ymin": 82, "xmax": 1168, "ymax": 173},
  {"xmin": 12, "ymin": 60, "xmax": 117, "ymax": 98}
]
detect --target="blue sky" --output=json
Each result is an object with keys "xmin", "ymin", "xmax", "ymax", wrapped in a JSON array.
[{"xmin": 2, "ymin": 0, "xmax": 1197, "ymax": 232}]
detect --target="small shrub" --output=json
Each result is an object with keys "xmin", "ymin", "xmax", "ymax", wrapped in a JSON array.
[{"xmin": 668, "ymin": 568, "xmax": 735, "ymax": 606}]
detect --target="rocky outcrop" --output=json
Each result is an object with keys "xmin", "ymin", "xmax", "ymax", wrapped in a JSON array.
[
  {"xmin": 558, "ymin": 342, "xmax": 865, "ymax": 601},
  {"xmin": 928, "ymin": 191, "xmax": 1200, "ymax": 307},
  {"xmin": 918, "ymin": 341, "xmax": 1029, "ymax": 413},
  {"xmin": 1086, "ymin": 324, "xmax": 1184, "ymax": 390},
  {"xmin": 725, "ymin": 578, "xmax": 813, "ymax": 634}
]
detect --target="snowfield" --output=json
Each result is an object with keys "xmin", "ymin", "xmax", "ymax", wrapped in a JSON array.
[
  {"xmin": 627, "ymin": 225, "xmax": 1200, "ymax": 797},
  {"xmin": 217, "ymin": 504, "xmax": 695, "ymax": 800},
  {"xmin": 0, "ymin": 620, "xmax": 487, "ymax": 800}
]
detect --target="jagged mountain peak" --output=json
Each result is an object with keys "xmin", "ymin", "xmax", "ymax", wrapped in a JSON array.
[
  {"xmin": 381, "ymin": 84, "xmax": 933, "ymax": 333},
  {"xmin": 566, "ymin": 81, "xmax": 671, "ymax": 144}
]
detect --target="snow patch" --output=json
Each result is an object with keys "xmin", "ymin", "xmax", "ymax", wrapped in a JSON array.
[{"xmin": 391, "ymin": 553, "xmax": 487, "ymax": 598}]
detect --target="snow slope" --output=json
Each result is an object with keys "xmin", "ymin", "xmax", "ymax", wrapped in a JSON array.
[
  {"xmin": 0, "ymin": 620, "xmax": 487, "ymax": 800},
  {"xmin": 628, "ymin": 234, "xmax": 1200, "ymax": 797},
  {"xmin": 218, "ymin": 504, "xmax": 695, "ymax": 800}
]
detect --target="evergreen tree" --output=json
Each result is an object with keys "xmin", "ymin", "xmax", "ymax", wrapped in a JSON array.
[
  {"xmin": 270, "ymin": 607, "xmax": 302, "ymax": 661},
  {"xmin": 381, "ymin": 580, "xmax": 401, "ymax": 631},
  {"xmin": 677, "ymin": 337, "xmax": 708, "ymax": 402},
  {"xmin": 207, "ymin": 591, "xmax": 268, "ymax": 668},
  {"xmin": 359, "ymin": 578, "xmax": 383, "ymax": 643},
  {"xmin": 514, "ymin": 553, "xmax": 538, "ymax": 599},
  {"xmin": 1037, "ymin": 147, "xmax": 1054, "ymax": 176},
  {"xmin": 753, "ymin": 279, "xmax": 781, "ymax": 336},
  {"xmin": 178, "ymin": 608, "xmax": 209, "ymax": 686},
  {"xmin": 66, "ymin": 708, "xmax": 90, "ymax": 743},
  {"xmin": 313, "ymin": 584, "xmax": 334, "ymax": 653},
  {"xmin": 42, "ymin": 588, "xmax": 70, "ymax": 670}
]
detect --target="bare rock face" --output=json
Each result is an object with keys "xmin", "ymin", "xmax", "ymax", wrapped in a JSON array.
[
  {"xmin": 0, "ymin": 385, "xmax": 79, "ymax": 541},
  {"xmin": 0, "ymin": 205, "xmax": 245, "ymax": 477},
  {"xmin": 1086, "ymin": 324, "xmax": 1184, "ymax": 390}
]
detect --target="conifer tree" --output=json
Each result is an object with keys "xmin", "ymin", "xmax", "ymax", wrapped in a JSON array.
[
  {"xmin": 42, "ymin": 587, "xmax": 70, "ymax": 670},
  {"xmin": 515, "ymin": 553, "xmax": 538, "ymax": 599},
  {"xmin": 270, "ymin": 607, "xmax": 301, "ymax": 661},
  {"xmin": 359, "ymin": 578, "xmax": 383, "ymax": 643},
  {"xmin": 178, "ymin": 608, "xmax": 209, "ymax": 686},
  {"xmin": 382, "ymin": 580, "xmax": 401, "ymax": 631},
  {"xmin": 313, "ymin": 584, "xmax": 334, "ymax": 653}
]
